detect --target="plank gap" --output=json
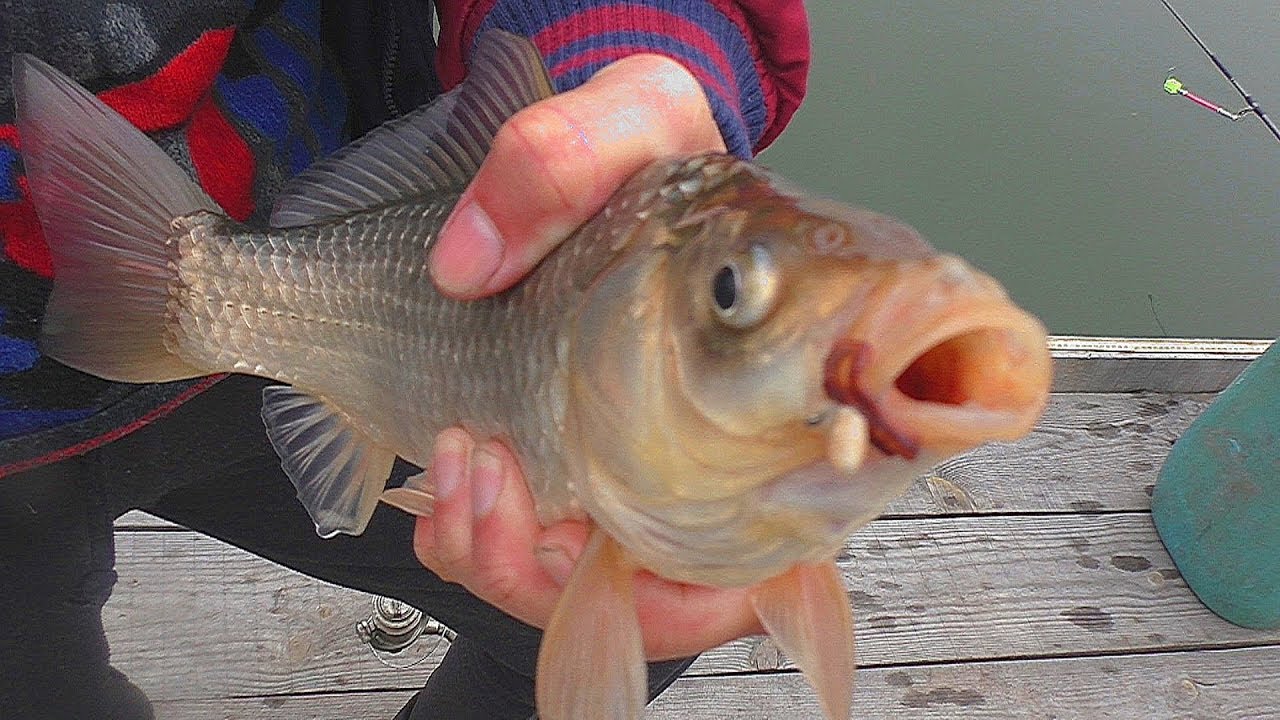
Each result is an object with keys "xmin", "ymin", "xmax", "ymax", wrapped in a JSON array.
[
  {"xmin": 878, "ymin": 508, "xmax": 1153, "ymax": 522},
  {"xmin": 227, "ymin": 684, "xmax": 427, "ymax": 701},
  {"xmin": 853, "ymin": 638, "xmax": 1280, "ymax": 673}
]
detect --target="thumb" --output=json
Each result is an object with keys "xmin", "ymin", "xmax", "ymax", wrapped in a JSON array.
[{"xmin": 430, "ymin": 53, "xmax": 725, "ymax": 299}]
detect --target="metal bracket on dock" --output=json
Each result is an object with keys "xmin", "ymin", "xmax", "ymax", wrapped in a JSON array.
[{"xmin": 356, "ymin": 596, "xmax": 457, "ymax": 669}]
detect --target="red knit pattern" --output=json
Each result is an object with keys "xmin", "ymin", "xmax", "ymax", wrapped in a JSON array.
[
  {"xmin": 533, "ymin": 7, "xmax": 739, "ymax": 102},
  {"xmin": 1, "ymin": 27, "xmax": 254, "ymax": 278},
  {"xmin": 707, "ymin": 0, "xmax": 808, "ymax": 149},
  {"xmin": 99, "ymin": 28, "xmax": 237, "ymax": 132},
  {"xmin": 0, "ymin": 126, "xmax": 52, "ymax": 277},
  {"xmin": 187, "ymin": 95, "xmax": 256, "ymax": 221}
]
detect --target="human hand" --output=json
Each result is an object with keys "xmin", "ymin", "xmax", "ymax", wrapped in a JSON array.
[
  {"xmin": 428, "ymin": 53, "xmax": 726, "ymax": 298},
  {"xmin": 407, "ymin": 430, "xmax": 764, "ymax": 660},
  {"xmin": 408, "ymin": 53, "xmax": 760, "ymax": 659}
]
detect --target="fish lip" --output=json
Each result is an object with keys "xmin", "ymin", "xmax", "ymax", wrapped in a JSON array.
[
  {"xmin": 884, "ymin": 306, "xmax": 1049, "ymax": 436},
  {"xmin": 823, "ymin": 339, "xmax": 921, "ymax": 459},
  {"xmin": 823, "ymin": 257, "xmax": 1052, "ymax": 458}
]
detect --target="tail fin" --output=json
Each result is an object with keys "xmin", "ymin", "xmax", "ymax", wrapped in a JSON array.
[{"xmin": 13, "ymin": 54, "xmax": 217, "ymax": 382}]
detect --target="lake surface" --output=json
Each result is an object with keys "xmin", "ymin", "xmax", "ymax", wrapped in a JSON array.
[{"xmin": 761, "ymin": 1, "xmax": 1279, "ymax": 339}]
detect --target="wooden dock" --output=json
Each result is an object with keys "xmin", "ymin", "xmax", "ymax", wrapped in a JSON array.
[{"xmin": 105, "ymin": 337, "xmax": 1280, "ymax": 718}]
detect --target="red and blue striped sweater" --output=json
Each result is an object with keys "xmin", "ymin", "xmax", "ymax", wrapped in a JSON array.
[{"xmin": 0, "ymin": 0, "xmax": 808, "ymax": 476}]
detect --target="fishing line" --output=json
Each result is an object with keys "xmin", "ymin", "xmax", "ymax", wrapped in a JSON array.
[{"xmin": 1158, "ymin": 0, "xmax": 1280, "ymax": 144}]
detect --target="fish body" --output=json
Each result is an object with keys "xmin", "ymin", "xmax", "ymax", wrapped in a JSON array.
[
  {"xmin": 15, "ymin": 32, "xmax": 1052, "ymax": 720},
  {"xmin": 164, "ymin": 196, "xmax": 592, "ymax": 528}
]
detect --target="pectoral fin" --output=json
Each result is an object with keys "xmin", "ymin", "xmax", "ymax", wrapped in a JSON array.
[
  {"xmin": 750, "ymin": 561, "xmax": 856, "ymax": 720},
  {"xmin": 536, "ymin": 528, "xmax": 646, "ymax": 720}
]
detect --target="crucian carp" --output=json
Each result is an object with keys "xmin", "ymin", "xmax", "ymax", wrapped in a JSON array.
[{"xmin": 14, "ymin": 31, "xmax": 1051, "ymax": 720}]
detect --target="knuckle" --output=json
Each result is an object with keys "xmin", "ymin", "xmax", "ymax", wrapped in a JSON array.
[
  {"xmin": 415, "ymin": 539, "xmax": 465, "ymax": 584},
  {"xmin": 432, "ymin": 564, "xmax": 466, "ymax": 586},
  {"xmin": 630, "ymin": 54, "xmax": 703, "ymax": 102},
  {"xmin": 492, "ymin": 103, "xmax": 596, "ymax": 216},
  {"xmin": 430, "ymin": 546, "xmax": 471, "ymax": 581},
  {"xmin": 411, "ymin": 534, "xmax": 434, "ymax": 567},
  {"xmin": 476, "ymin": 565, "xmax": 525, "ymax": 610}
]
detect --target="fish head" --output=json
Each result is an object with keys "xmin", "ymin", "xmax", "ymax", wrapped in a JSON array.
[{"xmin": 564, "ymin": 155, "xmax": 1052, "ymax": 587}]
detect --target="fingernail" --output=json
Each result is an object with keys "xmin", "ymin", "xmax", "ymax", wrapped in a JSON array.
[
  {"xmin": 431, "ymin": 196, "xmax": 503, "ymax": 296},
  {"xmin": 432, "ymin": 432, "xmax": 469, "ymax": 501},
  {"xmin": 535, "ymin": 543, "xmax": 575, "ymax": 585},
  {"xmin": 471, "ymin": 447, "xmax": 504, "ymax": 519}
]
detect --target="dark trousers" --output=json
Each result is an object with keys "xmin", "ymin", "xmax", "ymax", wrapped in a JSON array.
[{"xmin": 0, "ymin": 375, "xmax": 694, "ymax": 719}]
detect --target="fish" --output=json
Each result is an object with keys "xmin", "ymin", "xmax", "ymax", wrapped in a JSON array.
[{"xmin": 14, "ymin": 31, "xmax": 1052, "ymax": 720}]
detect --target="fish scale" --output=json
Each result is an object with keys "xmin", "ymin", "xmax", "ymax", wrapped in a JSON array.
[{"xmin": 164, "ymin": 177, "xmax": 674, "ymax": 519}]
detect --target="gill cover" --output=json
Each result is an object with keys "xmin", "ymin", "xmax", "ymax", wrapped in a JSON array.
[{"xmin": 559, "ymin": 157, "xmax": 862, "ymax": 585}]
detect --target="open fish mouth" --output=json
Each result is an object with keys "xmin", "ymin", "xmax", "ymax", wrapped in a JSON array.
[{"xmin": 824, "ymin": 255, "xmax": 1052, "ymax": 460}]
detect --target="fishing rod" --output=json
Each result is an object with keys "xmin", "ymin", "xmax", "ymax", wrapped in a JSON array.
[{"xmin": 1158, "ymin": 0, "xmax": 1280, "ymax": 144}]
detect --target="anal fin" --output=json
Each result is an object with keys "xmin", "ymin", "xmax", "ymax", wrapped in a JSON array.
[
  {"xmin": 750, "ymin": 561, "xmax": 856, "ymax": 720},
  {"xmin": 536, "ymin": 528, "xmax": 646, "ymax": 720},
  {"xmin": 261, "ymin": 385, "xmax": 396, "ymax": 537}
]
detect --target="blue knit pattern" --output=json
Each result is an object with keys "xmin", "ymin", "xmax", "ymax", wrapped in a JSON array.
[{"xmin": 477, "ymin": 0, "xmax": 765, "ymax": 158}]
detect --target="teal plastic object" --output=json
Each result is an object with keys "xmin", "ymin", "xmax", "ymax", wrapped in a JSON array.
[{"xmin": 1153, "ymin": 339, "xmax": 1280, "ymax": 629}]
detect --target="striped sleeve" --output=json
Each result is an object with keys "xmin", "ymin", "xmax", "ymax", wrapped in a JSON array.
[{"xmin": 435, "ymin": 0, "xmax": 810, "ymax": 158}]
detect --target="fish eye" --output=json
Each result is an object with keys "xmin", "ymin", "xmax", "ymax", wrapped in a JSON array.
[
  {"xmin": 711, "ymin": 245, "xmax": 779, "ymax": 328},
  {"xmin": 713, "ymin": 265, "xmax": 738, "ymax": 311}
]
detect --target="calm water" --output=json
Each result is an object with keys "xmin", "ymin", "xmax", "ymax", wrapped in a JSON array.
[{"xmin": 761, "ymin": 1, "xmax": 1280, "ymax": 339}]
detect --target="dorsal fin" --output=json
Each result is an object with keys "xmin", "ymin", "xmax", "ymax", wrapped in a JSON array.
[{"xmin": 270, "ymin": 31, "xmax": 554, "ymax": 228}]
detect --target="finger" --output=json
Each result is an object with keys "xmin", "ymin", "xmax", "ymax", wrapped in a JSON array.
[
  {"xmin": 412, "ymin": 431, "xmax": 762, "ymax": 659},
  {"xmin": 413, "ymin": 428, "xmax": 475, "ymax": 581},
  {"xmin": 463, "ymin": 439, "xmax": 578, "ymax": 626},
  {"xmin": 430, "ymin": 53, "xmax": 725, "ymax": 299},
  {"xmin": 631, "ymin": 572, "xmax": 762, "ymax": 660}
]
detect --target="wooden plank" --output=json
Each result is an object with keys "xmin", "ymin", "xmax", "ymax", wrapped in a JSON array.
[
  {"xmin": 146, "ymin": 647, "xmax": 1280, "ymax": 719},
  {"xmin": 104, "ymin": 513, "xmax": 1280, "ymax": 702},
  {"xmin": 90, "ymin": 351, "xmax": 1267, "ymax": 715},
  {"xmin": 655, "ymin": 647, "xmax": 1280, "ymax": 720},
  {"xmin": 116, "ymin": 509, "xmax": 179, "ymax": 528},
  {"xmin": 149, "ymin": 690, "xmax": 414, "ymax": 720},
  {"xmin": 693, "ymin": 513, "xmax": 1280, "ymax": 674},
  {"xmin": 883, "ymin": 391, "xmax": 1210, "ymax": 516},
  {"xmin": 104, "ymin": 531, "xmax": 441, "ymax": 702},
  {"xmin": 1049, "ymin": 336, "xmax": 1269, "ymax": 393},
  {"xmin": 113, "ymin": 391, "xmax": 1213, "ymax": 536}
]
